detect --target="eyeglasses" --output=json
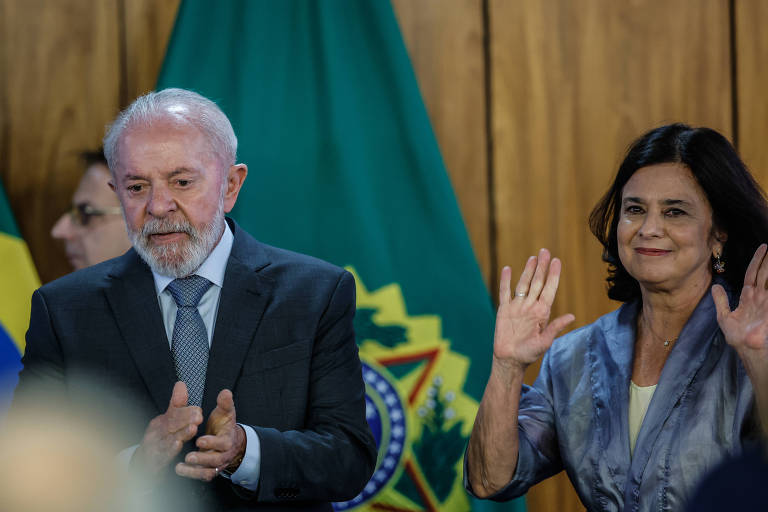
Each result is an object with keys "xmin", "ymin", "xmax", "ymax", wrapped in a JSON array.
[{"xmin": 65, "ymin": 203, "xmax": 123, "ymax": 227}]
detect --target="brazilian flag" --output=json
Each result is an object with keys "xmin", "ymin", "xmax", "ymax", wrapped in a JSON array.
[
  {"xmin": 159, "ymin": 1, "xmax": 525, "ymax": 510},
  {"xmin": 0, "ymin": 181, "xmax": 39, "ymax": 415}
]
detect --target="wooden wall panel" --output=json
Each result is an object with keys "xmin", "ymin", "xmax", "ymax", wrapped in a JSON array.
[
  {"xmin": 0, "ymin": 0, "xmax": 122, "ymax": 282},
  {"xmin": 122, "ymin": 0, "xmax": 180, "ymax": 101},
  {"xmin": 488, "ymin": 0, "xmax": 731, "ymax": 510},
  {"xmin": 736, "ymin": 0, "xmax": 768, "ymax": 186},
  {"xmin": 392, "ymin": 0, "xmax": 492, "ymax": 287}
]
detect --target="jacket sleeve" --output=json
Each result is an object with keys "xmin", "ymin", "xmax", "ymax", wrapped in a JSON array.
[
  {"xmin": 12, "ymin": 289, "xmax": 66, "ymax": 405},
  {"xmin": 248, "ymin": 270, "xmax": 377, "ymax": 503}
]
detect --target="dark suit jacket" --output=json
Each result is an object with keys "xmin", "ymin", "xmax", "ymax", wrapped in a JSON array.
[{"xmin": 15, "ymin": 219, "xmax": 376, "ymax": 511}]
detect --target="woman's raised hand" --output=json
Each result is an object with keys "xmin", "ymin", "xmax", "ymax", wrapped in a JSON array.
[
  {"xmin": 712, "ymin": 243, "xmax": 768, "ymax": 359},
  {"xmin": 493, "ymin": 248, "xmax": 575, "ymax": 371}
]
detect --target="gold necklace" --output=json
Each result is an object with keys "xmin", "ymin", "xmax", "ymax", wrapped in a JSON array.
[{"xmin": 641, "ymin": 313, "xmax": 680, "ymax": 350}]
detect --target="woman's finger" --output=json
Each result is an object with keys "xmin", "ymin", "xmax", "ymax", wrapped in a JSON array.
[
  {"xmin": 528, "ymin": 248, "xmax": 551, "ymax": 301},
  {"xmin": 499, "ymin": 266, "xmax": 512, "ymax": 304},
  {"xmin": 543, "ymin": 313, "xmax": 576, "ymax": 341},
  {"xmin": 754, "ymin": 244, "xmax": 768, "ymax": 290},
  {"xmin": 513, "ymin": 256, "xmax": 537, "ymax": 300},
  {"xmin": 743, "ymin": 244, "xmax": 767, "ymax": 289},
  {"xmin": 539, "ymin": 257, "xmax": 563, "ymax": 306}
]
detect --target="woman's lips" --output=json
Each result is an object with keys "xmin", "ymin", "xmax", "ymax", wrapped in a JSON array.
[{"xmin": 635, "ymin": 248, "xmax": 671, "ymax": 256}]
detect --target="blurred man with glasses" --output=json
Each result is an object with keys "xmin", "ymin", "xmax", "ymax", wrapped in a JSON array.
[{"xmin": 51, "ymin": 149, "xmax": 131, "ymax": 270}]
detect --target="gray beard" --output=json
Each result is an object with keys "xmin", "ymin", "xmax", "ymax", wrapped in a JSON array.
[{"xmin": 128, "ymin": 201, "xmax": 225, "ymax": 278}]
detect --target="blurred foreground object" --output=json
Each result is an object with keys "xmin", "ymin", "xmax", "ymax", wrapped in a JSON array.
[{"xmin": 1, "ymin": 381, "xmax": 195, "ymax": 512}]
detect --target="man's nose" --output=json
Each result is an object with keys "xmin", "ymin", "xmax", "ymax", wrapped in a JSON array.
[
  {"xmin": 51, "ymin": 213, "xmax": 74, "ymax": 240},
  {"xmin": 146, "ymin": 185, "xmax": 177, "ymax": 217}
]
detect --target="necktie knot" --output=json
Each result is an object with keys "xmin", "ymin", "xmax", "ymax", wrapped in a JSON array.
[{"xmin": 167, "ymin": 275, "xmax": 212, "ymax": 308}]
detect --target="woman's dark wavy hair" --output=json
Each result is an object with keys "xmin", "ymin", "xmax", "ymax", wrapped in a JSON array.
[{"xmin": 589, "ymin": 123, "xmax": 768, "ymax": 302}]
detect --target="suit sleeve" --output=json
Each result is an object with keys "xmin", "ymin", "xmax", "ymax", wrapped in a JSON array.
[
  {"xmin": 12, "ymin": 289, "xmax": 66, "ymax": 405},
  {"xmin": 248, "ymin": 270, "xmax": 377, "ymax": 503}
]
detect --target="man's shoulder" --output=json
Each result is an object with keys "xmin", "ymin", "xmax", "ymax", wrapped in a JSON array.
[
  {"xmin": 38, "ymin": 250, "xmax": 142, "ymax": 299},
  {"xmin": 230, "ymin": 222, "xmax": 348, "ymax": 280}
]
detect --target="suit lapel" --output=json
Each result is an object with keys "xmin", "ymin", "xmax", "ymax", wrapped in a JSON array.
[
  {"xmin": 104, "ymin": 251, "xmax": 176, "ymax": 414},
  {"xmin": 202, "ymin": 221, "xmax": 274, "ymax": 416}
]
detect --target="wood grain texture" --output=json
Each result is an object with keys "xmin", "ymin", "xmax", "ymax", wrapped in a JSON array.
[
  {"xmin": 0, "ymin": 0, "xmax": 121, "ymax": 282},
  {"xmin": 122, "ymin": 0, "xmax": 180, "ymax": 101},
  {"xmin": 735, "ymin": 0, "xmax": 768, "ymax": 186},
  {"xmin": 392, "ymin": 0, "xmax": 492, "ymax": 287},
  {"xmin": 488, "ymin": 0, "xmax": 731, "ymax": 510}
]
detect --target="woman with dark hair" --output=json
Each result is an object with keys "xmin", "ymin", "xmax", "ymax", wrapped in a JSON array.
[{"xmin": 465, "ymin": 124, "xmax": 768, "ymax": 511}]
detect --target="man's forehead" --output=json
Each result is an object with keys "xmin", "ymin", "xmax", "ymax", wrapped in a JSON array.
[
  {"xmin": 75, "ymin": 164, "xmax": 118, "ymax": 204},
  {"xmin": 122, "ymin": 115, "xmax": 203, "ymax": 142}
]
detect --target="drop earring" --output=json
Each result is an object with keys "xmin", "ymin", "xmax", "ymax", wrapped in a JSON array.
[{"xmin": 713, "ymin": 252, "xmax": 725, "ymax": 274}]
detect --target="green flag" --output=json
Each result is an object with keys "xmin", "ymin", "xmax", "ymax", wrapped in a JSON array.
[
  {"xmin": 0, "ymin": 180, "xmax": 40, "ymax": 414},
  {"xmin": 159, "ymin": 1, "xmax": 525, "ymax": 510}
]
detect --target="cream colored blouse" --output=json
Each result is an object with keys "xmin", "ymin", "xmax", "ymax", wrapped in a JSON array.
[{"xmin": 629, "ymin": 381, "xmax": 657, "ymax": 457}]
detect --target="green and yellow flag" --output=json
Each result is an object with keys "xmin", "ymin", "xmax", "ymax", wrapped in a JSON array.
[
  {"xmin": 0, "ymin": 180, "xmax": 39, "ymax": 414},
  {"xmin": 159, "ymin": 1, "xmax": 524, "ymax": 510}
]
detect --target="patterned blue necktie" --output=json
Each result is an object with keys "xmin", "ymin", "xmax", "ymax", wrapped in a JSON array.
[{"xmin": 167, "ymin": 275, "xmax": 213, "ymax": 407}]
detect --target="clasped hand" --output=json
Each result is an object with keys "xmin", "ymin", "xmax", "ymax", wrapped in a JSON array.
[
  {"xmin": 494, "ymin": 248, "xmax": 575, "ymax": 372},
  {"xmin": 133, "ymin": 381, "xmax": 246, "ymax": 482}
]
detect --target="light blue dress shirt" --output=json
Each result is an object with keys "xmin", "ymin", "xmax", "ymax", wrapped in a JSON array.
[{"xmin": 123, "ymin": 223, "xmax": 262, "ymax": 491}]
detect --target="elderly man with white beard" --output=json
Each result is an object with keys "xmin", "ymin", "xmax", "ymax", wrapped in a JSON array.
[{"xmin": 13, "ymin": 88, "xmax": 376, "ymax": 512}]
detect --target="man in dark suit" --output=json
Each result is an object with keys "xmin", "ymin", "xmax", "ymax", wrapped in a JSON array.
[{"xmin": 15, "ymin": 88, "xmax": 376, "ymax": 511}]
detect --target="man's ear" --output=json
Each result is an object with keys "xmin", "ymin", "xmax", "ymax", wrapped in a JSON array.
[{"xmin": 223, "ymin": 164, "xmax": 248, "ymax": 213}]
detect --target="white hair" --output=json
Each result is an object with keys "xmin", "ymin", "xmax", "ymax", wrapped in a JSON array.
[{"xmin": 103, "ymin": 88, "xmax": 237, "ymax": 173}]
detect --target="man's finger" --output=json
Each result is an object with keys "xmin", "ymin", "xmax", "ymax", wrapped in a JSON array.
[
  {"xmin": 169, "ymin": 381, "xmax": 189, "ymax": 410},
  {"xmin": 168, "ymin": 421, "xmax": 200, "ymax": 441},
  {"xmin": 184, "ymin": 449, "xmax": 230, "ymax": 469},
  {"xmin": 175, "ymin": 462, "xmax": 218, "ymax": 482},
  {"xmin": 196, "ymin": 433, "xmax": 234, "ymax": 452},
  {"xmin": 711, "ymin": 284, "xmax": 731, "ymax": 322},
  {"xmin": 165, "ymin": 406, "xmax": 203, "ymax": 434},
  {"xmin": 216, "ymin": 389, "xmax": 235, "ymax": 413}
]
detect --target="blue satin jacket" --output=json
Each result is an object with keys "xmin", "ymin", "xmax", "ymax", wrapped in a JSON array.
[{"xmin": 480, "ymin": 289, "xmax": 757, "ymax": 511}]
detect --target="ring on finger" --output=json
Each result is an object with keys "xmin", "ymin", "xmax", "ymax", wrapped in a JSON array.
[{"xmin": 515, "ymin": 291, "xmax": 527, "ymax": 297}]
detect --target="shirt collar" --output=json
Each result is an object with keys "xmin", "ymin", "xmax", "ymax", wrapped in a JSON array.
[{"xmin": 152, "ymin": 221, "xmax": 234, "ymax": 296}]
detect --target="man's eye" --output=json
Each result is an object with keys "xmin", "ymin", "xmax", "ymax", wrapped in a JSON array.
[
  {"xmin": 127, "ymin": 184, "xmax": 143, "ymax": 193},
  {"xmin": 177, "ymin": 179, "xmax": 190, "ymax": 187}
]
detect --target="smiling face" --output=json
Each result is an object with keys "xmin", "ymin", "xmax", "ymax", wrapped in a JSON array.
[
  {"xmin": 111, "ymin": 116, "xmax": 245, "ymax": 277},
  {"xmin": 617, "ymin": 163, "xmax": 726, "ymax": 294}
]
